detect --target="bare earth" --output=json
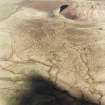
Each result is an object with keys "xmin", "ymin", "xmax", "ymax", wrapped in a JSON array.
[{"xmin": 0, "ymin": 0, "xmax": 105, "ymax": 105}]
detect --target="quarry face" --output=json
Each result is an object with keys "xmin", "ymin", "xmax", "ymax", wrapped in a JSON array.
[{"xmin": 0, "ymin": 0, "xmax": 105, "ymax": 105}]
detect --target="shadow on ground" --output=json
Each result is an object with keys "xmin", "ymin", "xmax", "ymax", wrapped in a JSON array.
[{"xmin": 11, "ymin": 74, "xmax": 99, "ymax": 105}]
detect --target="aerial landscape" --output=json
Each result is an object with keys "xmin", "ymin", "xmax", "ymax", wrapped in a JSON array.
[{"xmin": 0, "ymin": 0, "xmax": 105, "ymax": 105}]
